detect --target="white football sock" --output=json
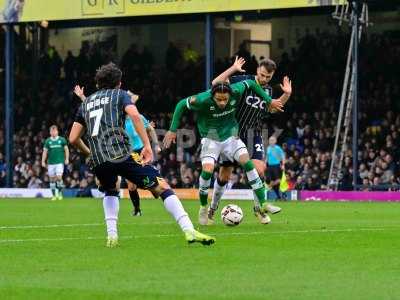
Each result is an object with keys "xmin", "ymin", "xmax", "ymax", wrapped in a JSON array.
[
  {"xmin": 164, "ymin": 195, "xmax": 194, "ymax": 232},
  {"xmin": 103, "ymin": 196, "xmax": 119, "ymax": 238},
  {"xmin": 211, "ymin": 180, "xmax": 227, "ymax": 210}
]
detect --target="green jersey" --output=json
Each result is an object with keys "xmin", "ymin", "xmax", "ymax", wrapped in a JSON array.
[
  {"xmin": 169, "ymin": 80, "xmax": 272, "ymax": 141},
  {"xmin": 44, "ymin": 136, "xmax": 67, "ymax": 165}
]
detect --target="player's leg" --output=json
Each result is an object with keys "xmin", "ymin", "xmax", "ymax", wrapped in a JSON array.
[
  {"xmin": 47, "ymin": 164, "xmax": 57, "ymax": 201},
  {"xmin": 120, "ymin": 156, "xmax": 215, "ymax": 245},
  {"xmin": 208, "ymin": 164, "xmax": 233, "ymax": 225},
  {"xmin": 55, "ymin": 164, "xmax": 65, "ymax": 200},
  {"xmin": 198, "ymin": 138, "xmax": 221, "ymax": 225},
  {"xmin": 94, "ymin": 162, "xmax": 120, "ymax": 248},
  {"xmin": 252, "ymin": 134, "xmax": 282, "ymax": 215},
  {"xmin": 127, "ymin": 180, "xmax": 142, "ymax": 216},
  {"xmin": 253, "ymin": 159, "xmax": 282, "ymax": 214},
  {"xmin": 226, "ymin": 138, "xmax": 268, "ymax": 211}
]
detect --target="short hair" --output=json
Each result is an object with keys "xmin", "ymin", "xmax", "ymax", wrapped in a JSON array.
[
  {"xmin": 211, "ymin": 82, "xmax": 232, "ymax": 96},
  {"xmin": 50, "ymin": 125, "xmax": 58, "ymax": 130},
  {"xmin": 95, "ymin": 63, "xmax": 122, "ymax": 89},
  {"xmin": 259, "ymin": 59, "xmax": 277, "ymax": 72}
]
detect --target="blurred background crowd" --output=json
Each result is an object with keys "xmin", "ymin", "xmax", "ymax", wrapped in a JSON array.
[{"xmin": 0, "ymin": 28, "xmax": 399, "ymax": 191}]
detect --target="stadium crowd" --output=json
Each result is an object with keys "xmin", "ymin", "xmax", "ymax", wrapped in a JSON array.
[{"xmin": 0, "ymin": 28, "xmax": 399, "ymax": 191}]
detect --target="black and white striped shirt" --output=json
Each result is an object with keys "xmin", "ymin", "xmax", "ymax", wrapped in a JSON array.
[
  {"xmin": 231, "ymin": 75, "xmax": 273, "ymax": 139},
  {"xmin": 74, "ymin": 89, "xmax": 133, "ymax": 166}
]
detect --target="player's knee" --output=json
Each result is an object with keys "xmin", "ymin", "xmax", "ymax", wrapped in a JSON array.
[
  {"xmin": 150, "ymin": 177, "xmax": 171, "ymax": 198},
  {"xmin": 236, "ymin": 150, "xmax": 250, "ymax": 165},
  {"xmin": 159, "ymin": 189, "xmax": 175, "ymax": 201},
  {"xmin": 201, "ymin": 162, "xmax": 215, "ymax": 173},
  {"xmin": 152, "ymin": 187, "xmax": 174, "ymax": 201}
]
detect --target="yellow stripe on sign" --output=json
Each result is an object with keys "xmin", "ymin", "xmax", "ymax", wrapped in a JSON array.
[{"xmin": 0, "ymin": 0, "xmax": 346, "ymax": 24}]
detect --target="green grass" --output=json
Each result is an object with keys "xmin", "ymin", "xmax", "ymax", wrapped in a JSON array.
[{"xmin": 1, "ymin": 198, "xmax": 400, "ymax": 300}]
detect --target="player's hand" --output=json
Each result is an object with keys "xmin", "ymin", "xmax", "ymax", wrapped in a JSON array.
[
  {"xmin": 270, "ymin": 99, "xmax": 284, "ymax": 112},
  {"xmin": 163, "ymin": 131, "xmax": 177, "ymax": 149},
  {"xmin": 280, "ymin": 76, "xmax": 292, "ymax": 95},
  {"xmin": 154, "ymin": 144, "xmax": 162, "ymax": 154},
  {"xmin": 140, "ymin": 145, "xmax": 154, "ymax": 164},
  {"xmin": 73, "ymin": 85, "xmax": 85, "ymax": 101},
  {"xmin": 41, "ymin": 162, "xmax": 46, "ymax": 168},
  {"xmin": 232, "ymin": 56, "xmax": 246, "ymax": 73},
  {"xmin": 127, "ymin": 90, "xmax": 140, "ymax": 104}
]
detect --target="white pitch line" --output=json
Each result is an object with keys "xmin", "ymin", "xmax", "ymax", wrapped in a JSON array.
[
  {"xmin": 0, "ymin": 221, "xmax": 180, "ymax": 230},
  {"xmin": 0, "ymin": 227, "xmax": 398, "ymax": 244},
  {"xmin": 0, "ymin": 223, "xmax": 104, "ymax": 230},
  {"xmin": 1, "ymin": 221, "xmax": 400, "ymax": 230}
]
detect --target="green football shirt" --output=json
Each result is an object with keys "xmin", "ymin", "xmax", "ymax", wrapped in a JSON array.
[
  {"xmin": 44, "ymin": 136, "xmax": 67, "ymax": 165},
  {"xmin": 170, "ymin": 80, "xmax": 272, "ymax": 142}
]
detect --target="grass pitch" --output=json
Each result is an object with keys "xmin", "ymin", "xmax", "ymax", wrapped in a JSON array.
[{"xmin": 0, "ymin": 198, "xmax": 399, "ymax": 300}]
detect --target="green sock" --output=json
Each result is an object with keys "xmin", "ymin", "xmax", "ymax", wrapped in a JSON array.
[
  {"xmin": 199, "ymin": 170, "xmax": 212, "ymax": 206},
  {"xmin": 242, "ymin": 160, "xmax": 266, "ymax": 206}
]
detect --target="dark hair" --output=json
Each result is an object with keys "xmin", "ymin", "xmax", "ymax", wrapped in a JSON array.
[
  {"xmin": 95, "ymin": 63, "xmax": 122, "ymax": 89},
  {"xmin": 211, "ymin": 82, "xmax": 232, "ymax": 96},
  {"xmin": 259, "ymin": 59, "xmax": 277, "ymax": 72},
  {"xmin": 50, "ymin": 125, "xmax": 58, "ymax": 130}
]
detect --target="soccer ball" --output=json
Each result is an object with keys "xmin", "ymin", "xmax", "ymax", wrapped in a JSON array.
[{"xmin": 221, "ymin": 204, "xmax": 243, "ymax": 226}]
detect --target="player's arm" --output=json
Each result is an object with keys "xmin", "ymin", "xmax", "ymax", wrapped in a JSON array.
[
  {"xmin": 69, "ymin": 123, "xmax": 91, "ymax": 157},
  {"xmin": 125, "ymin": 105, "xmax": 153, "ymax": 164},
  {"xmin": 64, "ymin": 144, "xmax": 70, "ymax": 165},
  {"xmin": 69, "ymin": 107, "xmax": 91, "ymax": 157},
  {"xmin": 41, "ymin": 146, "xmax": 48, "ymax": 168},
  {"xmin": 163, "ymin": 98, "xmax": 190, "ymax": 148},
  {"xmin": 280, "ymin": 147, "xmax": 286, "ymax": 170},
  {"xmin": 73, "ymin": 85, "xmax": 86, "ymax": 101},
  {"xmin": 269, "ymin": 76, "xmax": 292, "ymax": 113},
  {"xmin": 119, "ymin": 90, "xmax": 153, "ymax": 163},
  {"xmin": 242, "ymin": 80, "xmax": 284, "ymax": 112},
  {"xmin": 163, "ymin": 92, "xmax": 209, "ymax": 149},
  {"xmin": 211, "ymin": 56, "xmax": 246, "ymax": 86},
  {"xmin": 146, "ymin": 125, "xmax": 161, "ymax": 154}
]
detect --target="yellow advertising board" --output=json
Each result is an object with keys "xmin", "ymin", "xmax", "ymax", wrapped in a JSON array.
[{"xmin": 0, "ymin": 0, "xmax": 343, "ymax": 23}]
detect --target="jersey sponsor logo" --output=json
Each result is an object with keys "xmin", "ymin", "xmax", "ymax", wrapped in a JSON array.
[
  {"xmin": 210, "ymin": 106, "xmax": 215, "ymax": 111},
  {"xmin": 212, "ymin": 108, "xmax": 235, "ymax": 118},
  {"xmin": 245, "ymin": 95, "xmax": 266, "ymax": 110},
  {"xmin": 230, "ymin": 100, "xmax": 236, "ymax": 106}
]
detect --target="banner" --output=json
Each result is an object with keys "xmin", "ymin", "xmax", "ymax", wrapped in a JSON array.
[
  {"xmin": 300, "ymin": 190, "xmax": 400, "ymax": 202},
  {"xmin": 0, "ymin": 0, "xmax": 344, "ymax": 24},
  {"xmin": 0, "ymin": 188, "xmax": 53, "ymax": 198}
]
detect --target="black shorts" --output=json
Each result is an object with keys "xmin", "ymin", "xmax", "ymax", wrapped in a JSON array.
[
  {"xmin": 220, "ymin": 134, "xmax": 265, "ymax": 167},
  {"xmin": 266, "ymin": 165, "xmax": 282, "ymax": 182},
  {"xmin": 94, "ymin": 153, "xmax": 161, "ymax": 192}
]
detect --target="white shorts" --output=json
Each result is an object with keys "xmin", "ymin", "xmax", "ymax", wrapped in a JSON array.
[
  {"xmin": 200, "ymin": 137, "xmax": 248, "ymax": 165},
  {"xmin": 48, "ymin": 164, "xmax": 64, "ymax": 177}
]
